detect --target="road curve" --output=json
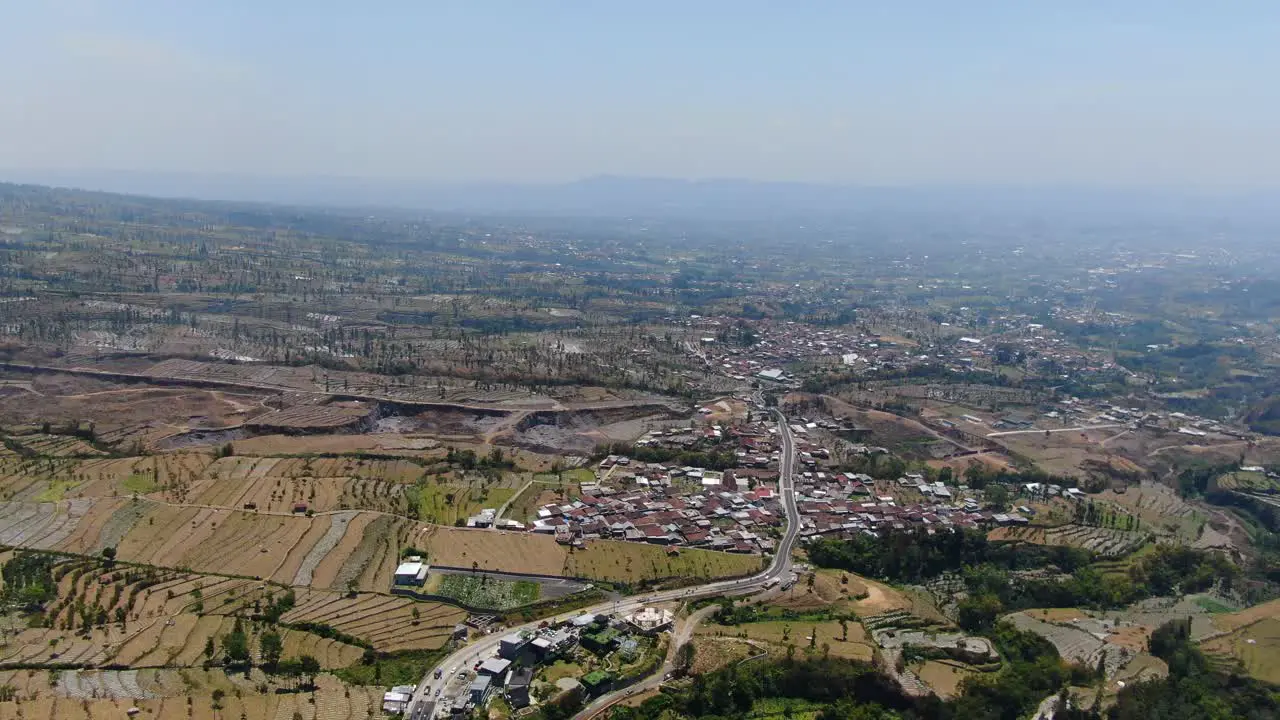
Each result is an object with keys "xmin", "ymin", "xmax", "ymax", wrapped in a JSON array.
[{"xmin": 406, "ymin": 409, "xmax": 800, "ymax": 720}]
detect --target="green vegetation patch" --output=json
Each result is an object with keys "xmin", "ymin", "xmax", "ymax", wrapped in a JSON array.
[
  {"xmin": 435, "ymin": 574, "xmax": 539, "ymax": 610},
  {"xmin": 123, "ymin": 472, "xmax": 160, "ymax": 494}
]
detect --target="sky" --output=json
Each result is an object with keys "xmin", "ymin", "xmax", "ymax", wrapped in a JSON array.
[{"xmin": 2, "ymin": 1, "xmax": 1279, "ymax": 188}]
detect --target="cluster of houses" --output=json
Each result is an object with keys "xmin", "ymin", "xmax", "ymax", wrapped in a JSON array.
[
  {"xmin": 385, "ymin": 607, "xmax": 675, "ymax": 716},
  {"xmin": 529, "ymin": 477, "xmax": 784, "ymax": 554}
]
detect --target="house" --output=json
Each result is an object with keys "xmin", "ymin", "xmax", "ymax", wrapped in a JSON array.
[
  {"xmin": 581, "ymin": 628, "xmax": 621, "ymax": 654},
  {"xmin": 505, "ymin": 667, "xmax": 534, "ymax": 708},
  {"xmin": 393, "ymin": 559, "xmax": 429, "ymax": 587},
  {"xmin": 478, "ymin": 657, "xmax": 512, "ymax": 678},
  {"xmin": 382, "ymin": 686, "xmax": 415, "ymax": 714},
  {"xmin": 498, "ymin": 634, "xmax": 527, "ymax": 660},
  {"xmin": 469, "ymin": 675, "xmax": 494, "ymax": 705},
  {"xmin": 528, "ymin": 636, "xmax": 554, "ymax": 659}
]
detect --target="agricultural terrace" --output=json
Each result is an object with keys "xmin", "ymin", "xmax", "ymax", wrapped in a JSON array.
[
  {"xmin": 0, "ymin": 672, "xmax": 385, "ymax": 720},
  {"xmin": 407, "ymin": 470, "xmax": 529, "ymax": 525},
  {"xmin": 0, "ymin": 559, "xmax": 362, "ymax": 670},
  {"xmin": 695, "ymin": 618, "xmax": 875, "ymax": 662},
  {"xmin": 0, "ymin": 454, "xmax": 215, "ymax": 503},
  {"xmin": 987, "ymin": 524, "xmax": 1146, "ymax": 557},
  {"xmin": 503, "ymin": 472, "xmax": 586, "ymax": 523},
  {"xmin": 280, "ymin": 589, "xmax": 466, "ymax": 652},
  {"xmin": 1200, "ymin": 598, "xmax": 1280, "ymax": 683},
  {"xmin": 3, "ymin": 434, "xmax": 105, "ymax": 458},
  {"xmin": 180, "ymin": 456, "xmax": 424, "ymax": 514},
  {"xmin": 418, "ymin": 526, "xmax": 763, "ymax": 584},
  {"xmin": 0, "ymin": 499, "xmax": 100, "ymax": 550},
  {"xmin": 107, "ymin": 506, "xmax": 415, "ymax": 592}
]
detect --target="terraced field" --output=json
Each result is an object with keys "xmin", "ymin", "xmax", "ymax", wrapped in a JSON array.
[
  {"xmin": 0, "ymin": 499, "xmax": 98, "ymax": 549},
  {"xmin": 695, "ymin": 619, "xmax": 875, "ymax": 662},
  {"xmin": 5, "ymin": 434, "xmax": 105, "ymax": 457},
  {"xmin": 1199, "ymin": 599, "xmax": 1280, "ymax": 683},
  {"xmin": 281, "ymin": 589, "xmax": 466, "ymax": 652},
  {"xmin": 989, "ymin": 523, "xmax": 1145, "ymax": 557},
  {"xmin": 419, "ymin": 525, "xmax": 763, "ymax": 583},
  {"xmin": 0, "ymin": 672, "xmax": 383, "ymax": 719},
  {"xmin": 0, "ymin": 559, "xmax": 361, "ymax": 671},
  {"xmin": 1005, "ymin": 610, "xmax": 1133, "ymax": 677}
]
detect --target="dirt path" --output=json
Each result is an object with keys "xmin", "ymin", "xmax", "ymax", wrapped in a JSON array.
[
  {"xmin": 481, "ymin": 410, "xmax": 531, "ymax": 444},
  {"xmin": 496, "ymin": 477, "xmax": 534, "ymax": 520}
]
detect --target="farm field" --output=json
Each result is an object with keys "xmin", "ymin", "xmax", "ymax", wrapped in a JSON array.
[
  {"xmin": 1094, "ymin": 480, "xmax": 1204, "ymax": 540},
  {"xmin": 0, "ymin": 673, "xmax": 383, "ymax": 720},
  {"xmin": 504, "ymin": 476, "xmax": 580, "ymax": 522},
  {"xmin": 695, "ymin": 619, "xmax": 874, "ymax": 662},
  {"xmin": 3, "ymin": 433, "xmax": 105, "ymax": 457},
  {"xmin": 913, "ymin": 660, "xmax": 977, "ymax": 699},
  {"xmin": 95, "ymin": 504, "xmax": 413, "ymax": 592},
  {"xmin": 411, "ymin": 474, "xmax": 524, "ymax": 525},
  {"xmin": 1005, "ymin": 609, "xmax": 1148, "ymax": 679},
  {"xmin": 0, "ymin": 558, "xmax": 362, "ymax": 670},
  {"xmin": 432, "ymin": 574, "xmax": 540, "ymax": 610},
  {"xmin": 417, "ymin": 525, "xmax": 763, "ymax": 583},
  {"xmin": 988, "ymin": 523, "xmax": 1145, "ymax": 557},
  {"xmin": 769, "ymin": 569, "xmax": 913, "ymax": 616},
  {"xmin": 1200, "ymin": 598, "xmax": 1280, "ymax": 683},
  {"xmin": 280, "ymin": 589, "xmax": 466, "ymax": 652},
  {"xmin": 690, "ymin": 636, "xmax": 765, "ymax": 675}
]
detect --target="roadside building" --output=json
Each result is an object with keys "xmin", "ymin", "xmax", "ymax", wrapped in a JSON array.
[
  {"xmin": 624, "ymin": 607, "xmax": 674, "ymax": 634},
  {"xmin": 505, "ymin": 667, "xmax": 534, "ymax": 708},
  {"xmin": 393, "ymin": 558, "xmax": 429, "ymax": 587},
  {"xmin": 469, "ymin": 675, "xmax": 494, "ymax": 705}
]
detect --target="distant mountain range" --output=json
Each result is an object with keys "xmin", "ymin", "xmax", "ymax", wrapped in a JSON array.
[{"xmin": 2, "ymin": 169, "xmax": 1277, "ymax": 223}]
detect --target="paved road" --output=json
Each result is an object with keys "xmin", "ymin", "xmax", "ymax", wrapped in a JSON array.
[
  {"xmin": 406, "ymin": 409, "xmax": 801, "ymax": 719},
  {"xmin": 985, "ymin": 423, "xmax": 1125, "ymax": 438}
]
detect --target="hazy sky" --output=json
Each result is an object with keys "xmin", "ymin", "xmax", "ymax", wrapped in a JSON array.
[{"xmin": 3, "ymin": 1, "xmax": 1279, "ymax": 187}]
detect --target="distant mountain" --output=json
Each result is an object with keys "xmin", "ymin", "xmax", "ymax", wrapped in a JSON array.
[{"xmin": 2, "ymin": 169, "xmax": 1278, "ymax": 224}]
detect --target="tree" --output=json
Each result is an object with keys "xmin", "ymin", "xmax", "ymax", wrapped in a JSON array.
[
  {"xmin": 957, "ymin": 593, "xmax": 1005, "ymax": 632},
  {"xmin": 100, "ymin": 547, "xmax": 116, "ymax": 568},
  {"xmin": 260, "ymin": 630, "xmax": 283, "ymax": 672},
  {"xmin": 840, "ymin": 618, "xmax": 849, "ymax": 642},
  {"xmin": 223, "ymin": 622, "xmax": 250, "ymax": 667},
  {"xmin": 984, "ymin": 484, "xmax": 1011, "ymax": 511},
  {"xmin": 299, "ymin": 655, "xmax": 321, "ymax": 688}
]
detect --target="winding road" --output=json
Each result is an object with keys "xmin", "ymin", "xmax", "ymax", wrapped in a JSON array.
[{"xmin": 406, "ymin": 409, "xmax": 801, "ymax": 719}]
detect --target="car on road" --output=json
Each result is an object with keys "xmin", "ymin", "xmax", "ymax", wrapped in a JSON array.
[{"xmin": 434, "ymin": 668, "xmax": 442, "ymax": 679}]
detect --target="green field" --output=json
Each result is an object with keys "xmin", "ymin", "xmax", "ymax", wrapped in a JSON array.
[
  {"xmin": 1214, "ymin": 470, "xmax": 1280, "ymax": 493},
  {"xmin": 34, "ymin": 479, "xmax": 76, "ymax": 502},
  {"xmin": 567, "ymin": 542, "xmax": 765, "ymax": 585},
  {"xmin": 411, "ymin": 481, "xmax": 520, "ymax": 525},
  {"xmin": 434, "ymin": 573, "xmax": 540, "ymax": 610},
  {"xmin": 123, "ymin": 472, "xmax": 160, "ymax": 494}
]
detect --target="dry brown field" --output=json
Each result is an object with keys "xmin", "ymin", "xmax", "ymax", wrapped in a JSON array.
[
  {"xmin": 418, "ymin": 525, "xmax": 762, "ymax": 583},
  {"xmin": 281, "ymin": 589, "xmax": 467, "ymax": 652}
]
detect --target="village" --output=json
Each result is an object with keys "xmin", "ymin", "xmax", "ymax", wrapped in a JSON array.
[{"xmin": 383, "ymin": 605, "xmax": 676, "ymax": 716}]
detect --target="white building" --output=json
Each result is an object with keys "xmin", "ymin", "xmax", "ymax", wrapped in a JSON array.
[
  {"xmin": 393, "ymin": 559, "xmax": 429, "ymax": 587},
  {"xmin": 625, "ymin": 607, "xmax": 674, "ymax": 634}
]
